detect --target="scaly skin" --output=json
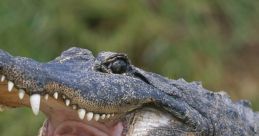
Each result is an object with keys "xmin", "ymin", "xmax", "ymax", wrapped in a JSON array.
[{"xmin": 0, "ymin": 47, "xmax": 258, "ymax": 136}]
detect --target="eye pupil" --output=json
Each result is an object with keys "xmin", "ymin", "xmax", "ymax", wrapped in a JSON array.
[{"xmin": 111, "ymin": 59, "xmax": 127, "ymax": 74}]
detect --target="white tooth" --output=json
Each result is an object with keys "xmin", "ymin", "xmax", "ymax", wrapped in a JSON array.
[
  {"xmin": 86, "ymin": 112, "xmax": 93, "ymax": 121},
  {"xmin": 101, "ymin": 114, "xmax": 106, "ymax": 119},
  {"xmin": 111, "ymin": 113, "xmax": 114, "ymax": 117},
  {"xmin": 65, "ymin": 99, "xmax": 70, "ymax": 106},
  {"xmin": 1, "ymin": 75, "xmax": 5, "ymax": 82},
  {"xmin": 8, "ymin": 81, "xmax": 14, "ymax": 92},
  {"xmin": 78, "ymin": 109, "xmax": 86, "ymax": 120},
  {"xmin": 44, "ymin": 94, "xmax": 49, "ymax": 100},
  {"xmin": 106, "ymin": 114, "xmax": 110, "ymax": 119},
  {"xmin": 72, "ymin": 105, "xmax": 77, "ymax": 110},
  {"xmin": 18, "ymin": 89, "xmax": 25, "ymax": 100},
  {"xmin": 94, "ymin": 114, "xmax": 100, "ymax": 121},
  {"xmin": 53, "ymin": 92, "xmax": 58, "ymax": 99},
  {"xmin": 62, "ymin": 95, "xmax": 66, "ymax": 99},
  {"xmin": 30, "ymin": 94, "xmax": 41, "ymax": 116}
]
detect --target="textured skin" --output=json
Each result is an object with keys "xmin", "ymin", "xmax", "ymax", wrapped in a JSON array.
[{"xmin": 0, "ymin": 47, "xmax": 258, "ymax": 136}]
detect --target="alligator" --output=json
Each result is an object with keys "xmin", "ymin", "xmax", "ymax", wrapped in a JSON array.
[{"xmin": 0, "ymin": 47, "xmax": 258, "ymax": 136}]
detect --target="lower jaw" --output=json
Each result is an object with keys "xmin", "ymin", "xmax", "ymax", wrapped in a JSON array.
[{"xmin": 42, "ymin": 119, "xmax": 124, "ymax": 136}]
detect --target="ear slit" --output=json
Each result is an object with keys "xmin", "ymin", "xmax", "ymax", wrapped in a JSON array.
[{"xmin": 133, "ymin": 72, "xmax": 151, "ymax": 85}]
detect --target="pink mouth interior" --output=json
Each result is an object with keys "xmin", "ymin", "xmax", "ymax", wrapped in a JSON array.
[
  {"xmin": 42, "ymin": 107, "xmax": 124, "ymax": 136},
  {"xmin": 41, "ymin": 94, "xmax": 124, "ymax": 136},
  {"xmin": 45, "ymin": 120, "xmax": 123, "ymax": 136}
]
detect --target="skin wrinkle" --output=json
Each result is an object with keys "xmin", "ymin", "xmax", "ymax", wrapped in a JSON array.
[{"xmin": 0, "ymin": 47, "xmax": 258, "ymax": 136}]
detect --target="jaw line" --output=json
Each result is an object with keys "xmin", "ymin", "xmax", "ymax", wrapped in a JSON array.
[{"xmin": 0, "ymin": 81, "xmax": 124, "ymax": 136}]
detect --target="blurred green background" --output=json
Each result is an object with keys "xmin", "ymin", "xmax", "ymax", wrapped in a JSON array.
[{"xmin": 0, "ymin": 0, "xmax": 259, "ymax": 135}]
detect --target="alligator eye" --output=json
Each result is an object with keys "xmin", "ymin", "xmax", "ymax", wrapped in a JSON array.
[{"xmin": 110, "ymin": 59, "xmax": 128, "ymax": 74}]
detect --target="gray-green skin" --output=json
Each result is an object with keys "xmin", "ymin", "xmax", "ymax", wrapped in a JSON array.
[{"xmin": 0, "ymin": 47, "xmax": 258, "ymax": 136}]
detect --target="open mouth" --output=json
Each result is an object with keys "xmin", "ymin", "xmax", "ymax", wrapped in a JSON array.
[
  {"xmin": 1, "ymin": 47, "xmax": 258, "ymax": 136},
  {"xmin": 0, "ymin": 47, "xmax": 163, "ymax": 136},
  {"xmin": 1, "ymin": 47, "xmax": 205, "ymax": 136},
  {"xmin": 0, "ymin": 76, "xmax": 124, "ymax": 136}
]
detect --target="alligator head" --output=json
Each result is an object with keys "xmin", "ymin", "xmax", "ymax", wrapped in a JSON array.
[{"xmin": 0, "ymin": 47, "xmax": 258, "ymax": 136}]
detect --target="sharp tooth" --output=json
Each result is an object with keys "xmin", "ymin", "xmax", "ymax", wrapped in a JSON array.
[
  {"xmin": 101, "ymin": 114, "xmax": 106, "ymax": 119},
  {"xmin": 7, "ymin": 81, "xmax": 14, "ymax": 92},
  {"xmin": 86, "ymin": 112, "xmax": 93, "ymax": 121},
  {"xmin": 78, "ymin": 109, "xmax": 86, "ymax": 120},
  {"xmin": 30, "ymin": 94, "xmax": 41, "ymax": 116},
  {"xmin": 72, "ymin": 105, "xmax": 77, "ymax": 110},
  {"xmin": 111, "ymin": 113, "xmax": 114, "ymax": 117},
  {"xmin": 1, "ymin": 75, "xmax": 5, "ymax": 82},
  {"xmin": 94, "ymin": 114, "xmax": 100, "ymax": 121},
  {"xmin": 106, "ymin": 114, "xmax": 110, "ymax": 119},
  {"xmin": 18, "ymin": 89, "xmax": 25, "ymax": 100},
  {"xmin": 62, "ymin": 95, "xmax": 66, "ymax": 99},
  {"xmin": 65, "ymin": 99, "xmax": 70, "ymax": 106},
  {"xmin": 53, "ymin": 92, "xmax": 58, "ymax": 99},
  {"xmin": 44, "ymin": 94, "xmax": 49, "ymax": 100}
]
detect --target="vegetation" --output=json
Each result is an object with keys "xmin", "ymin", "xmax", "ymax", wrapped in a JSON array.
[{"xmin": 0, "ymin": 0, "xmax": 258, "ymax": 135}]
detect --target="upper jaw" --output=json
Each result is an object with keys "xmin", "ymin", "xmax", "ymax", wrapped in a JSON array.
[
  {"xmin": 0, "ymin": 47, "xmax": 166, "ymax": 135},
  {"xmin": 0, "ymin": 48, "xmax": 157, "ymax": 114},
  {"xmin": 0, "ymin": 48, "xmax": 151, "ymax": 136},
  {"xmin": 0, "ymin": 79, "xmax": 125, "ymax": 136},
  {"xmin": 0, "ymin": 73, "xmax": 120, "ymax": 120},
  {"xmin": 0, "ymin": 48, "xmax": 126, "ymax": 135},
  {"xmin": 0, "ymin": 79, "xmax": 176, "ymax": 136}
]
